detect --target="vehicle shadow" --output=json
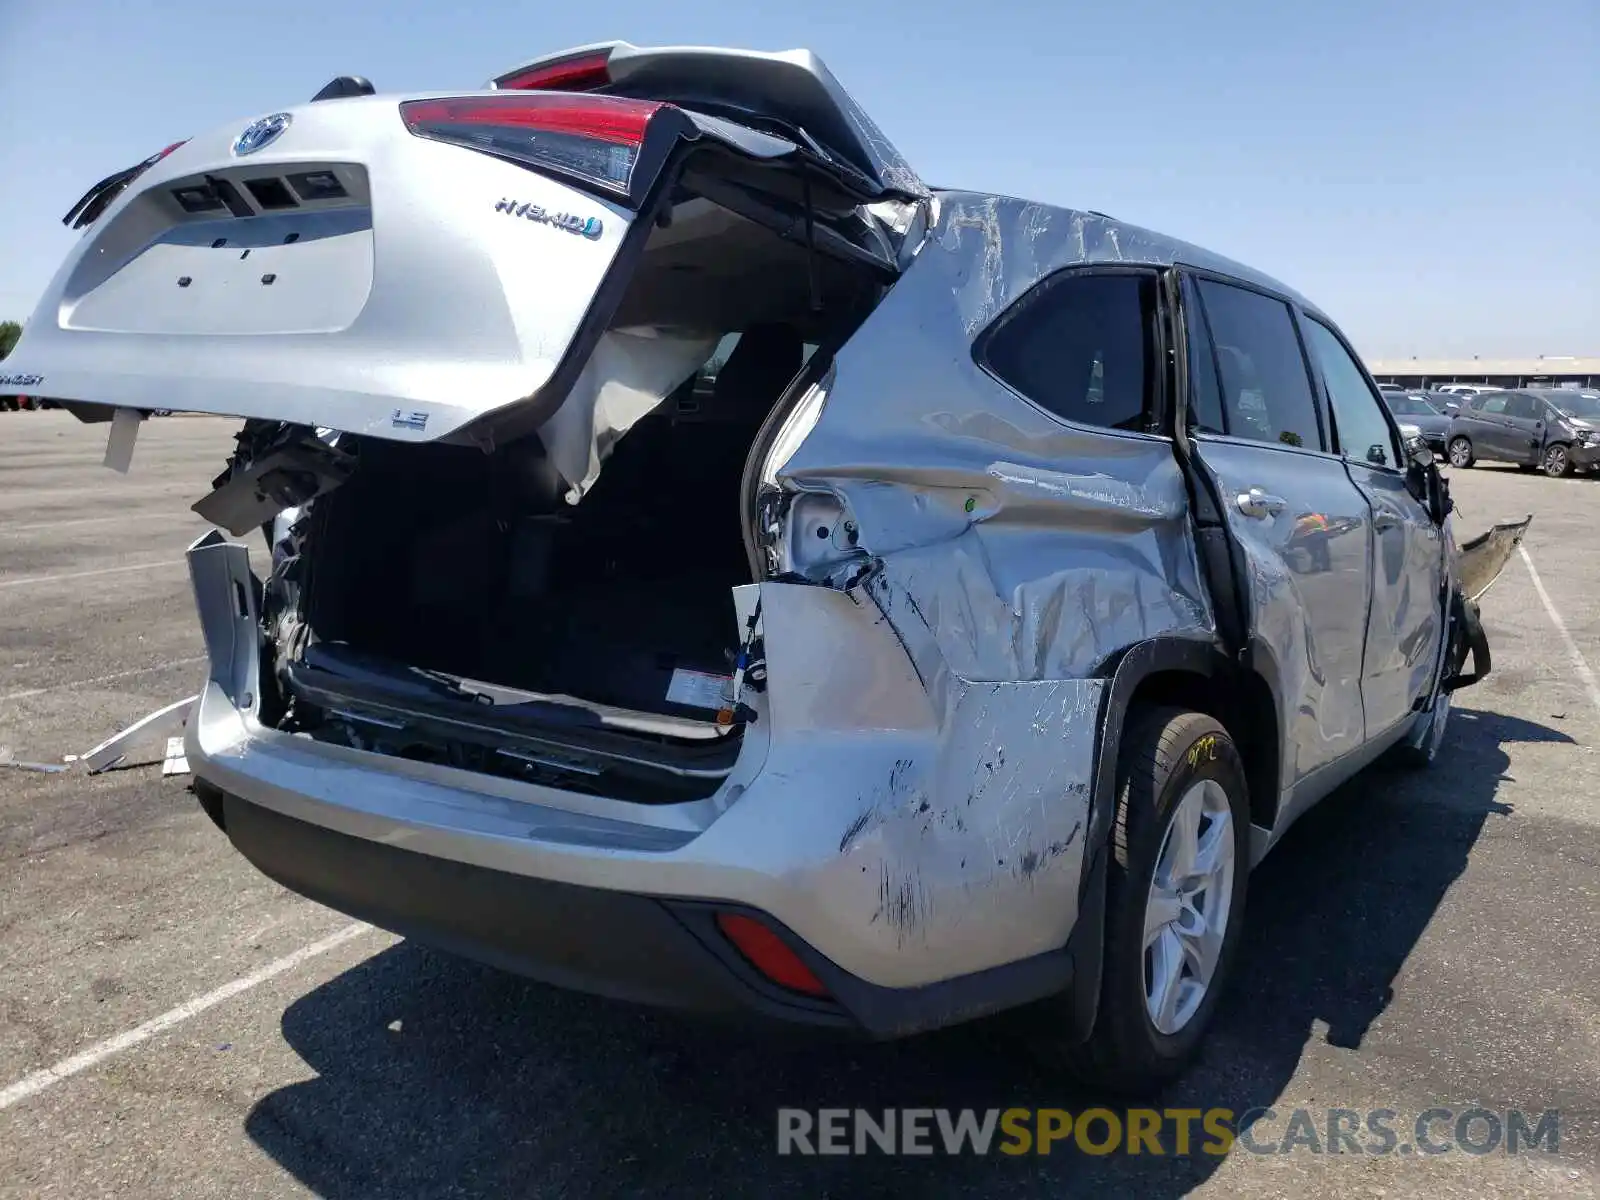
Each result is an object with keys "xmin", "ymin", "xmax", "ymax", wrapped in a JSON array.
[{"xmin": 244, "ymin": 706, "xmax": 1564, "ymax": 1198}]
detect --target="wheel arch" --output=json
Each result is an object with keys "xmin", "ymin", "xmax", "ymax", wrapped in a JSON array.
[{"xmin": 1063, "ymin": 635, "xmax": 1281, "ymax": 1044}]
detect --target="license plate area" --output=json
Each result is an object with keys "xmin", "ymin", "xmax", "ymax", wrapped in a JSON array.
[{"xmin": 65, "ymin": 207, "xmax": 374, "ymax": 336}]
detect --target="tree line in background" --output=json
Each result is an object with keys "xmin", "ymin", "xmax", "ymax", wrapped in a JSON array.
[{"xmin": 0, "ymin": 320, "xmax": 21, "ymax": 360}]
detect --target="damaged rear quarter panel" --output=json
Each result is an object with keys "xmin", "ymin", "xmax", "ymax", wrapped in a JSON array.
[
  {"xmin": 704, "ymin": 583, "xmax": 1106, "ymax": 987},
  {"xmin": 749, "ymin": 195, "xmax": 1222, "ymax": 983}
]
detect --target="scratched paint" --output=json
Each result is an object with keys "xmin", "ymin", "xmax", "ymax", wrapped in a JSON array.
[{"xmin": 747, "ymin": 193, "xmax": 1245, "ymax": 960}]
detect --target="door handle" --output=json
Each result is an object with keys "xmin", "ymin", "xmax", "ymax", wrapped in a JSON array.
[
  {"xmin": 1235, "ymin": 488, "xmax": 1287, "ymax": 519},
  {"xmin": 1374, "ymin": 512, "xmax": 1402, "ymax": 531}
]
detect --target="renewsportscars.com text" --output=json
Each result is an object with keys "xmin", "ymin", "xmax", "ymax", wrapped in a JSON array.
[{"xmin": 776, "ymin": 1107, "xmax": 1561, "ymax": 1157}]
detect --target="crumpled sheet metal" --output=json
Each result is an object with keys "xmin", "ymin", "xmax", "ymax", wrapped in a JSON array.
[
  {"xmin": 745, "ymin": 197, "xmax": 1229, "ymax": 979},
  {"xmin": 739, "ymin": 582, "xmax": 1104, "ymax": 984},
  {"xmin": 931, "ymin": 192, "xmax": 1318, "ymax": 338},
  {"xmin": 775, "ymin": 193, "xmax": 1218, "ymax": 685}
]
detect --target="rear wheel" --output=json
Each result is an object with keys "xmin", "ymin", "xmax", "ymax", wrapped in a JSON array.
[
  {"xmin": 1543, "ymin": 443, "xmax": 1573, "ymax": 478},
  {"xmin": 1067, "ymin": 708, "xmax": 1249, "ymax": 1094},
  {"xmin": 1447, "ymin": 437, "xmax": 1474, "ymax": 468}
]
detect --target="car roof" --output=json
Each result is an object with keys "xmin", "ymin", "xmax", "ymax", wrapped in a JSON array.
[{"xmin": 934, "ymin": 190, "xmax": 1323, "ymax": 317}]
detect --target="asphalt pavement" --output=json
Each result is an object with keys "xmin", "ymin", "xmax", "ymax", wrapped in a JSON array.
[{"xmin": 0, "ymin": 411, "xmax": 1595, "ymax": 1198}]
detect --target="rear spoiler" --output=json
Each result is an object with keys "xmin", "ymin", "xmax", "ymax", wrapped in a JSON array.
[{"xmin": 486, "ymin": 41, "xmax": 928, "ymax": 203}]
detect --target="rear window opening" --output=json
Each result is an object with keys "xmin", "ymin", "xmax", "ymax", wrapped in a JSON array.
[{"xmin": 263, "ymin": 179, "xmax": 884, "ymax": 801}]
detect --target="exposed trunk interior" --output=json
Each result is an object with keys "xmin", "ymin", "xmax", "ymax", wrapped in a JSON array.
[{"xmin": 266, "ymin": 172, "xmax": 883, "ymax": 800}]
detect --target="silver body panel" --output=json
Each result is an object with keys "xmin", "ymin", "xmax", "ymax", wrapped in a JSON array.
[
  {"xmin": 182, "ymin": 189, "xmax": 1456, "ymax": 992},
  {"xmin": 20, "ymin": 56, "xmax": 1476, "ymax": 1010},
  {"xmin": 188, "ymin": 532, "xmax": 1102, "ymax": 988},
  {"xmin": 7, "ymin": 95, "xmax": 634, "ymax": 443}
]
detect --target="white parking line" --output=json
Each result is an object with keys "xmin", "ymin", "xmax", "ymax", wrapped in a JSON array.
[
  {"xmin": 0, "ymin": 656, "xmax": 208, "ymax": 704},
  {"xmin": 0, "ymin": 923, "xmax": 372, "ymax": 1112},
  {"xmin": 0, "ymin": 560, "xmax": 184, "ymax": 590},
  {"xmin": 0, "ymin": 512, "xmax": 203, "ymax": 536},
  {"xmin": 1519, "ymin": 544, "xmax": 1600, "ymax": 716}
]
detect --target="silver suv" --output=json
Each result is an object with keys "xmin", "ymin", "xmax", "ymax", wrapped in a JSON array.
[{"xmin": 4, "ymin": 41, "xmax": 1524, "ymax": 1092}]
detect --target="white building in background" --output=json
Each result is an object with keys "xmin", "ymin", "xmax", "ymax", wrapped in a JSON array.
[{"xmin": 1367, "ymin": 356, "xmax": 1600, "ymax": 389}]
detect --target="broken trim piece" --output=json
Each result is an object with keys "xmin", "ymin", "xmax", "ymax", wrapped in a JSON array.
[{"xmin": 82, "ymin": 695, "xmax": 198, "ymax": 773}]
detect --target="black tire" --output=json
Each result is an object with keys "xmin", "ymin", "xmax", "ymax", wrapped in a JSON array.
[
  {"xmin": 1067, "ymin": 708, "xmax": 1250, "ymax": 1094},
  {"xmin": 1447, "ymin": 437, "xmax": 1474, "ymax": 468},
  {"xmin": 1543, "ymin": 443, "xmax": 1573, "ymax": 478}
]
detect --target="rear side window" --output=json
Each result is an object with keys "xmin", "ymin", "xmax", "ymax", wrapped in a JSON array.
[
  {"xmin": 981, "ymin": 272, "xmax": 1157, "ymax": 433},
  {"xmin": 1193, "ymin": 279, "xmax": 1324, "ymax": 451},
  {"xmin": 1478, "ymin": 394, "xmax": 1510, "ymax": 415},
  {"xmin": 1505, "ymin": 393, "xmax": 1541, "ymax": 419}
]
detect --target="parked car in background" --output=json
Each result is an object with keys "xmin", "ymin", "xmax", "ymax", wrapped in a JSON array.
[
  {"xmin": 1433, "ymin": 383, "xmax": 1500, "ymax": 400},
  {"xmin": 1381, "ymin": 390, "xmax": 1450, "ymax": 453},
  {"xmin": 1446, "ymin": 388, "xmax": 1600, "ymax": 476},
  {"xmin": 2, "ymin": 40, "xmax": 1520, "ymax": 1093}
]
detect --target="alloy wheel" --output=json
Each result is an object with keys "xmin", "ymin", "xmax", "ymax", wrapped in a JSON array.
[
  {"xmin": 1544, "ymin": 445, "xmax": 1570, "ymax": 477},
  {"xmin": 1142, "ymin": 780, "xmax": 1236, "ymax": 1036},
  {"xmin": 1448, "ymin": 438, "xmax": 1473, "ymax": 468}
]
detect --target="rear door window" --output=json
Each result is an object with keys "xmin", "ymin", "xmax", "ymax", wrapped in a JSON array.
[
  {"xmin": 1478, "ymin": 394, "xmax": 1510, "ymax": 415},
  {"xmin": 1301, "ymin": 318, "xmax": 1401, "ymax": 468},
  {"xmin": 1193, "ymin": 279, "xmax": 1325, "ymax": 451},
  {"xmin": 980, "ymin": 271, "xmax": 1157, "ymax": 433},
  {"xmin": 1505, "ymin": 393, "xmax": 1541, "ymax": 420}
]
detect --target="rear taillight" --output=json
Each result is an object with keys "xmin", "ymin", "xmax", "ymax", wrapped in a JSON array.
[
  {"xmin": 63, "ymin": 140, "xmax": 189, "ymax": 229},
  {"xmin": 493, "ymin": 50, "xmax": 612, "ymax": 93},
  {"xmin": 715, "ymin": 913, "xmax": 830, "ymax": 998},
  {"xmin": 400, "ymin": 93, "xmax": 668, "ymax": 200}
]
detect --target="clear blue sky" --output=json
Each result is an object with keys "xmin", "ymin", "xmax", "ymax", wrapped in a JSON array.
[{"xmin": 1, "ymin": 0, "xmax": 1594, "ymax": 359}]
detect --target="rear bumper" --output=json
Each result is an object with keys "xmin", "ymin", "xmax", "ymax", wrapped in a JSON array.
[
  {"xmin": 200, "ymin": 783, "xmax": 1074, "ymax": 1036},
  {"xmin": 184, "ymin": 532, "xmax": 1106, "ymax": 1033}
]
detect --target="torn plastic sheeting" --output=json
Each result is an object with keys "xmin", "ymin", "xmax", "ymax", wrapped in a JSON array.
[{"xmin": 537, "ymin": 326, "xmax": 717, "ymax": 504}]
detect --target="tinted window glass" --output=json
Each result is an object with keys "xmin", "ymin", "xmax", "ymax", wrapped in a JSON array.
[
  {"xmin": 1185, "ymin": 286, "xmax": 1226, "ymax": 434},
  {"xmin": 983, "ymin": 272, "xmax": 1155, "ymax": 432},
  {"xmin": 1505, "ymin": 393, "xmax": 1541, "ymax": 420},
  {"xmin": 1303, "ymin": 319, "xmax": 1400, "ymax": 468},
  {"xmin": 1478, "ymin": 394, "xmax": 1510, "ymax": 414},
  {"xmin": 1195, "ymin": 279, "xmax": 1323, "ymax": 450},
  {"xmin": 1387, "ymin": 393, "xmax": 1438, "ymax": 416}
]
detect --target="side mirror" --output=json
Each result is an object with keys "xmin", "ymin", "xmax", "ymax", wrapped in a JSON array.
[{"xmin": 1406, "ymin": 436, "xmax": 1435, "ymax": 470}]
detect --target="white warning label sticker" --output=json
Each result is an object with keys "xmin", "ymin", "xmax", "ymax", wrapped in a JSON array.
[{"xmin": 665, "ymin": 668, "xmax": 732, "ymax": 711}]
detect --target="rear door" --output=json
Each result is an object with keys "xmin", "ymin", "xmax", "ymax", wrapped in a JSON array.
[
  {"xmin": 1300, "ymin": 316, "xmax": 1444, "ymax": 737},
  {"xmin": 1468, "ymin": 393, "xmax": 1516, "ymax": 459},
  {"xmin": 1502, "ymin": 392, "xmax": 1545, "ymax": 462},
  {"xmin": 1175, "ymin": 272, "xmax": 1374, "ymax": 790}
]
